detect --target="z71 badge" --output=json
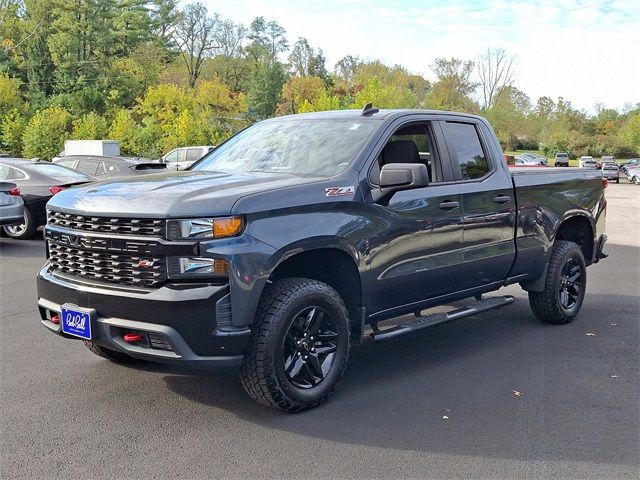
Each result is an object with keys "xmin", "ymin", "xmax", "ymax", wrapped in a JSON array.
[{"xmin": 325, "ymin": 186, "xmax": 355, "ymax": 197}]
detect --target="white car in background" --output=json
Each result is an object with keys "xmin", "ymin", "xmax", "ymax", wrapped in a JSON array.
[
  {"xmin": 160, "ymin": 146, "xmax": 216, "ymax": 171},
  {"xmin": 626, "ymin": 166, "xmax": 640, "ymax": 185},
  {"xmin": 579, "ymin": 156, "xmax": 597, "ymax": 168}
]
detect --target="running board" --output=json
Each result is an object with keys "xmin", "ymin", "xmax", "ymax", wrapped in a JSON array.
[{"xmin": 371, "ymin": 295, "xmax": 515, "ymax": 342}]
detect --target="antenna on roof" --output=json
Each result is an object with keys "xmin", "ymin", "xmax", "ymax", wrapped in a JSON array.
[{"xmin": 361, "ymin": 103, "xmax": 379, "ymax": 116}]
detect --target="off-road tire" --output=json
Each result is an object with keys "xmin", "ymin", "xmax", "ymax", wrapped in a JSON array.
[
  {"xmin": 2, "ymin": 207, "xmax": 36, "ymax": 239},
  {"xmin": 529, "ymin": 240, "xmax": 586, "ymax": 324},
  {"xmin": 83, "ymin": 341, "xmax": 140, "ymax": 363},
  {"xmin": 240, "ymin": 278, "xmax": 350, "ymax": 413}
]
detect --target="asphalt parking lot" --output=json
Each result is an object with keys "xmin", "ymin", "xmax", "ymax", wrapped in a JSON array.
[{"xmin": 1, "ymin": 182, "xmax": 638, "ymax": 479}]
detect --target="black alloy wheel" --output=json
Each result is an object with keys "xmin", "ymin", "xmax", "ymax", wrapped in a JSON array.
[
  {"xmin": 529, "ymin": 240, "xmax": 587, "ymax": 324},
  {"xmin": 240, "ymin": 278, "xmax": 350, "ymax": 412},
  {"xmin": 282, "ymin": 306, "xmax": 339, "ymax": 389},
  {"xmin": 558, "ymin": 257, "xmax": 582, "ymax": 310}
]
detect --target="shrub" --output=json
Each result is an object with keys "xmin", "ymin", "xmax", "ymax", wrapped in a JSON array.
[{"xmin": 21, "ymin": 106, "xmax": 72, "ymax": 160}]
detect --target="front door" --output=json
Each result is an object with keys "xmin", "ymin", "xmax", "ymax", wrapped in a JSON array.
[{"xmin": 364, "ymin": 120, "xmax": 464, "ymax": 316}]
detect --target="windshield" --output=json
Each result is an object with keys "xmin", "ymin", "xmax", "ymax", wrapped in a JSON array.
[
  {"xmin": 193, "ymin": 119, "xmax": 378, "ymax": 176},
  {"xmin": 29, "ymin": 163, "xmax": 90, "ymax": 182}
]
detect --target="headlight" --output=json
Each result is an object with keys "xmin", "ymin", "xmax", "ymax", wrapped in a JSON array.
[
  {"xmin": 168, "ymin": 257, "xmax": 229, "ymax": 279},
  {"xmin": 167, "ymin": 216, "xmax": 244, "ymax": 239}
]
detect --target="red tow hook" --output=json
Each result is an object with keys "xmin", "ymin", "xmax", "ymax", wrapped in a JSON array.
[
  {"xmin": 51, "ymin": 315, "xmax": 60, "ymax": 324},
  {"xmin": 123, "ymin": 332, "xmax": 145, "ymax": 343}
]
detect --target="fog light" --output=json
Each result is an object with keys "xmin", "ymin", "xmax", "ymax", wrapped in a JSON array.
[{"xmin": 168, "ymin": 257, "xmax": 229, "ymax": 279}]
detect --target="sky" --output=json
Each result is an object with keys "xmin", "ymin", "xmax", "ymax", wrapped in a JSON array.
[{"xmin": 200, "ymin": 0, "xmax": 640, "ymax": 114}]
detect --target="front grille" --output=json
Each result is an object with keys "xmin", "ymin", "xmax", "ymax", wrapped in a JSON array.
[
  {"xmin": 48, "ymin": 211, "xmax": 165, "ymax": 237},
  {"xmin": 49, "ymin": 243, "xmax": 166, "ymax": 288}
]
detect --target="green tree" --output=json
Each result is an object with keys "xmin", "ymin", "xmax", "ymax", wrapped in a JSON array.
[
  {"xmin": 21, "ymin": 105, "xmax": 72, "ymax": 159},
  {"xmin": 245, "ymin": 16, "xmax": 288, "ymax": 64},
  {"xmin": 71, "ymin": 112, "xmax": 109, "ymax": 139},
  {"xmin": 0, "ymin": 73, "xmax": 22, "ymax": 112},
  {"xmin": 247, "ymin": 61, "xmax": 286, "ymax": 119},
  {"xmin": 425, "ymin": 57, "xmax": 478, "ymax": 112},
  {"xmin": 0, "ymin": 111, "xmax": 28, "ymax": 156},
  {"xmin": 621, "ymin": 112, "xmax": 640, "ymax": 152},
  {"xmin": 288, "ymin": 37, "xmax": 327, "ymax": 79}
]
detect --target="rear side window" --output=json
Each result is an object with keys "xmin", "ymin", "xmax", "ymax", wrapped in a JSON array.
[
  {"xmin": 186, "ymin": 148, "xmax": 202, "ymax": 162},
  {"xmin": 29, "ymin": 164, "xmax": 89, "ymax": 182},
  {"xmin": 0, "ymin": 165, "xmax": 27, "ymax": 181},
  {"xmin": 57, "ymin": 159, "xmax": 76, "ymax": 169},
  {"xmin": 443, "ymin": 122, "xmax": 490, "ymax": 180},
  {"xmin": 75, "ymin": 160, "xmax": 98, "ymax": 176}
]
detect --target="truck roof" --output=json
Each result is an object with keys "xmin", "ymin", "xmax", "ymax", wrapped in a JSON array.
[{"xmin": 263, "ymin": 108, "xmax": 486, "ymax": 122}]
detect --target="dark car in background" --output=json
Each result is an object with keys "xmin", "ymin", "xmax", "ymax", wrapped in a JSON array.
[
  {"xmin": 53, "ymin": 155, "xmax": 166, "ymax": 179},
  {"xmin": 0, "ymin": 159, "xmax": 92, "ymax": 239}
]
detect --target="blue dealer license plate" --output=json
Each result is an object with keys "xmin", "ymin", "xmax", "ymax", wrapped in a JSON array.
[{"xmin": 61, "ymin": 305, "xmax": 93, "ymax": 340}]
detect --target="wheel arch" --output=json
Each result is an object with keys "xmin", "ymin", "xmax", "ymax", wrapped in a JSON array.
[
  {"xmin": 521, "ymin": 212, "xmax": 595, "ymax": 292},
  {"xmin": 554, "ymin": 212, "xmax": 595, "ymax": 265},
  {"xmin": 267, "ymin": 246, "xmax": 364, "ymax": 334}
]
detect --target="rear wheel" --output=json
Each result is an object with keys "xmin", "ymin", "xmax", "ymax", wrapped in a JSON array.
[
  {"xmin": 240, "ymin": 278, "xmax": 350, "ymax": 412},
  {"xmin": 83, "ymin": 341, "xmax": 141, "ymax": 363},
  {"xmin": 3, "ymin": 207, "xmax": 36, "ymax": 239},
  {"xmin": 529, "ymin": 240, "xmax": 586, "ymax": 324}
]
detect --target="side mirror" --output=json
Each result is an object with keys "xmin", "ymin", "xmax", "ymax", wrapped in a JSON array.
[
  {"xmin": 380, "ymin": 163, "xmax": 429, "ymax": 190},
  {"xmin": 374, "ymin": 163, "xmax": 429, "ymax": 206}
]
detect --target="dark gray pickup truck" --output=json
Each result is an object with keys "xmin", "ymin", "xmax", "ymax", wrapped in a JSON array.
[{"xmin": 37, "ymin": 107, "xmax": 608, "ymax": 412}]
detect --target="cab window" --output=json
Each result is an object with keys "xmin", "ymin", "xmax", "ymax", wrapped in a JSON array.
[
  {"xmin": 443, "ymin": 122, "xmax": 490, "ymax": 180},
  {"xmin": 370, "ymin": 122, "xmax": 445, "ymax": 184}
]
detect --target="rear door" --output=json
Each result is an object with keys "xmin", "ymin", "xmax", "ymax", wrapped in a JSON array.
[{"xmin": 439, "ymin": 119, "xmax": 516, "ymax": 290}]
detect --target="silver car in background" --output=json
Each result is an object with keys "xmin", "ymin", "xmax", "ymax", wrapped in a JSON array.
[
  {"xmin": 626, "ymin": 166, "xmax": 640, "ymax": 185},
  {"xmin": 0, "ymin": 181, "xmax": 24, "ymax": 228},
  {"xmin": 601, "ymin": 163, "xmax": 620, "ymax": 183}
]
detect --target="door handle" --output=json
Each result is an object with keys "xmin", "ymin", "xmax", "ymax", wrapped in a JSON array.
[
  {"xmin": 493, "ymin": 195, "xmax": 511, "ymax": 204},
  {"xmin": 438, "ymin": 200, "xmax": 460, "ymax": 210}
]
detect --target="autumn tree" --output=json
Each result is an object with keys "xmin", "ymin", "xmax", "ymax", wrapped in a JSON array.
[{"xmin": 425, "ymin": 57, "xmax": 478, "ymax": 112}]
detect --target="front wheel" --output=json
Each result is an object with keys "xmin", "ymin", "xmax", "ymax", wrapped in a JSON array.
[
  {"xmin": 240, "ymin": 278, "xmax": 350, "ymax": 412},
  {"xmin": 528, "ymin": 240, "xmax": 586, "ymax": 324}
]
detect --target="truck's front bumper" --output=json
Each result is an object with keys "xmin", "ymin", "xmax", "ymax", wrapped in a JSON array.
[{"xmin": 37, "ymin": 265, "xmax": 250, "ymax": 368}]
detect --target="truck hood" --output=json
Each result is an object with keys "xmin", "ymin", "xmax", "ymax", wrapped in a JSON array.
[{"xmin": 47, "ymin": 170, "xmax": 317, "ymax": 217}]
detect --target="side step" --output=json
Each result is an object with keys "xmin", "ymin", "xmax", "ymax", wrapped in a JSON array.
[{"xmin": 371, "ymin": 295, "xmax": 515, "ymax": 342}]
